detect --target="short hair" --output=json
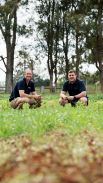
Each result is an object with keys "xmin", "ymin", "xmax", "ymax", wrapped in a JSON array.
[
  {"xmin": 25, "ymin": 68, "xmax": 32, "ymax": 74},
  {"xmin": 68, "ymin": 70, "xmax": 76, "ymax": 75}
]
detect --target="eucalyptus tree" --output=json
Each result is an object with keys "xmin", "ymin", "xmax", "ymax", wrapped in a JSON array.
[
  {"xmin": 60, "ymin": 0, "xmax": 72, "ymax": 80},
  {"xmin": 0, "ymin": 0, "xmax": 33, "ymax": 93},
  {"xmin": 56, "ymin": 0, "xmax": 86, "ymax": 79},
  {"xmin": 53, "ymin": 1, "xmax": 62, "ymax": 86},
  {"xmin": 16, "ymin": 48, "xmax": 35, "ymax": 71},
  {"xmin": 65, "ymin": 0, "xmax": 89, "ymax": 77},
  {"xmin": 84, "ymin": 0, "xmax": 103, "ymax": 91},
  {"xmin": 35, "ymin": 0, "xmax": 53, "ymax": 86},
  {"xmin": 35, "ymin": 0, "xmax": 74, "ymax": 83},
  {"xmin": 35, "ymin": 0, "xmax": 63, "ymax": 86},
  {"xmin": 35, "ymin": 0, "xmax": 103, "ymax": 86}
]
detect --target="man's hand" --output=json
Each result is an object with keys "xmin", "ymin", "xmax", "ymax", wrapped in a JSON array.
[
  {"xmin": 60, "ymin": 91, "xmax": 68, "ymax": 101},
  {"xmin": 34, "ymin": 95, "xmax": 42, "ymax": 102},
  {"xmin": 62, "ymin": 95, "xmax": 68, "ymax": 100},
  {"xmin": 68, "ymin": 96, "xmax": 74, "ymax": 101}
]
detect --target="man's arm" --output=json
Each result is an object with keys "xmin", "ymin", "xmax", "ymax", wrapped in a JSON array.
[
  {"xmin": 60, "ymin": 91, "xmax": 68, "ymax": 100},
  {"xmin": 32, "ymin": 91, "xmax": 42, "ymax": 100},
  {"xmin": 68, "ymin": 91, "xmax": 86, "ymax": 101},
  {"xmin": 19, "ymin": 90, "xmax": 41, "ymax": 100}
]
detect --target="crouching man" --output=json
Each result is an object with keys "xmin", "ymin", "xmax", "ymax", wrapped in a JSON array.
[
  {"xmin": 9, "ymin": 68, "xmax": 42, "ymax": 109},
  {"xmin": 59, "ymin": 70, "xmax": 88, "ymax": 107}
]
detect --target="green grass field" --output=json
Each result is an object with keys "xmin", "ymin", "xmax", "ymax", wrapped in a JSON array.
[
  {"xmin": 1, "ymin": 93, "xmax": 103, "ymax": 183},
  {"xmin": 0, "ymin": 93, "xmax": 103, "ymax": 140}
]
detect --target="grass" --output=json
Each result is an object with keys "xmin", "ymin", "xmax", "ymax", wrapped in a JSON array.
[{"xmin": 0, "ymin": 93, "xmax": 103, "ymax": 141}]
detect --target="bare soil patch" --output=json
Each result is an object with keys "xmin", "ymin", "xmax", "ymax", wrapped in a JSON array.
[{"xmin": 0, "ymin": 130, "xmax": 103, "ymax": 183}]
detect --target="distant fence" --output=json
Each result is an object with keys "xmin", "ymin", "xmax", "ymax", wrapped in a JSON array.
[
  {"xmin": 0, "ymin": 87, "xmax": 5, "ymax": 92},
  {"xmin": 0, "ymin": 85, "xmax": 102, "ymax": 94},
  {"xmin": 36, "ymin": 85, "xmax": 102, "ymax": 94},
  {"xmin": 40, "ymin": 86, "xmax": 61, "ymax": 94},
  {"xmin": 35, "ymin": 86, "xmax": 62, "ymax": 94}
]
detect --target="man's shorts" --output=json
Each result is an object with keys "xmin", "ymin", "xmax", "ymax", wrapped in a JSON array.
[
  {"xmin": 68, "ymin": 97, "xmax": 88, "ymax": 106},
  {"xmin": 10, "ymin": 97, "xmax": 36, "ymax": 109}
]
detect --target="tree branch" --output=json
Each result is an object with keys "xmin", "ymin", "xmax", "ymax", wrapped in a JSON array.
[
  {"xmin": 36, "ymin": 34, "xmax": 47, "ymax": 51},
  {"xmin": 0, "ymin": 24, "xmax": 6, "ymax": 40},
  {"xmin": 11, "ymin": 10, "xmax": 17, "ymax": 54},
  {"xmin": 70, "ymin": 0, "xmax": 77, "ymax": 12},
  {"xmin": 92, "ymin": 51, "xmax": 100, "ymax": 71},
  {"xmin": 9, "ymin": 0, "xmax": 18, "ymax": 21},
  {"xmin": 0, "ymin": 56, "xmax": 7, "ymax": 70},
  {"xmin": 0, "ymin": 68, "xmax": 6, "ymax": 73},
  {"xmin": 96, "ymin": 60, "xmax": 100, "ymax": 70}
]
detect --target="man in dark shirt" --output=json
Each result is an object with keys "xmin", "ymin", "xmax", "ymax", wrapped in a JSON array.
[
  {"xmin": 59, "ymin": 70, "xmax": 88, "ymax": 106},
  {"xmin": 9, "ymin": 68, "xmax": 42, "ymax": 109}
]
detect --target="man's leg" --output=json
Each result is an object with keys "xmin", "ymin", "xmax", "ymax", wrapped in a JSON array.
[
  {"xmin": 78, "ymin": 97, "xmax": 88, "ymax": 106},
  {"xmin": 15, "ymin": 97, "xmax": 35, "ymax": 109},
  {"xmin": 59, "ymin": 98, "xmax": 68, "ymax": 107},
  {"xmin": 10, "ymin": 97, "xmax": 36, "ymax": 109},
  {"xmin": 10, "ymin": 97, "xmax": 43, "ymax": 109},
  {"xmin": 10, "ymin": 99, "xmax": 17, "ymax": 109},
  {"xmin": 17, "ymin": 102, "xmax": 23, "ymax": 109},
  {"xmin": 29, "ymin": 98, "xmax": 42, "ymax": 109}
]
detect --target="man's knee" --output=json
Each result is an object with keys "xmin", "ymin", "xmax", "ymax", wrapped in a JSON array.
[
  {"xmin": 17, "ymin": 102, "xmax": 23, "ymax": 109},
  {"xmin": 16, "ymin": 97, "xmax": 35, "ymax": 107},
  {"xmin": 10, "ymin": 97, "xmax": 42, "ymax": 109},
  {"xmin": 59, "ymin": 98, "xmax": 67, "ymax": 106},
  {"xmin": 29, "ymin": 98, "xmax": 35, "ymax": 105},
  {"xmin": 79, "ymin": 97, "xmax": 87, "ymax": 105},
  {"xmin": 59, "ymin": 98, "xmax": 64, "ymax": 105},
  {"xmin": 10, "ymin": 97, "xmax": 33, "ymax": 109},
  {"xmin": 10, "ymin": 99, "xmax": 16, "ymax": 108},
  {"xmin": 59, "ymin": 98, "xmax": 62, "ymax": 105}
]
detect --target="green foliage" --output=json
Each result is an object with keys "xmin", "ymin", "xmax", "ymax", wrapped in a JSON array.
[
  {"xmin": 80, "ymin": 70, "xmax": 100, "ymax": 85},
  {"xmin": 17, "ymin": 25, "xmax": 33, "ymax": 37},
  {"xmin": 0, "ymin": 93, "xmax": 103, "ymax": 141},
  {"xmin": 58, "ymin": 70, "xmax": 101, "ymax": 87},
  {"xmin": 13, "ymin": 71, "xmax": 50, "ymax": 87},
  {"xmin": 32, "ymin": 74, "xmax": 50, "ymax": 87}
]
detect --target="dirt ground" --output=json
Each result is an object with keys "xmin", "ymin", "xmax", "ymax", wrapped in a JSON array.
[{"xmin": 0, "ymin": 130, "xmax": 103, "ymax": 183}]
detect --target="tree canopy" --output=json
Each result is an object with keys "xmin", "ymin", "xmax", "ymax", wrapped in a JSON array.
[{"xmin": 0, "ymin": 0, "xmax": 103, "ymax": 92}]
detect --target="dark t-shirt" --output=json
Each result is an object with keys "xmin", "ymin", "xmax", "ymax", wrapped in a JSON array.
[
  {"xmin": 9, "ymin": 77, "xmax": 35, "ymax": 102},
  {"xmin": 62, "ymin": 78, "xmax": 88, "ymax": 98}
]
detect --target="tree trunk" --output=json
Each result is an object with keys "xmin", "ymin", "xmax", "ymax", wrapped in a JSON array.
[
  {"xmin": 5, "ymin": 42, "xmax": 13, "ymax": 93},
  {"xmin": 65, "ymin": 29, "xmax": 69, "ymax": 80},
  {"xmin": 76, "ymin": 27, "xmax": 79, "ymax": 78},
  {"xmin": 1, "ymin": 4, "xmax": 17, "ymax": 93},
  {"xmin": 95, "ymin": 1, "xmax": 103, "ymax": 92},
  {"xmin": 65, "ymin": 55, "xmax": 69, "ymax": 80},
  {"xmin": 47, "ymin": 0, "xmax": 54, "ymax": 88},
  {"xmin": 54, "ymin": 8, "xmax": 59, "ymax": 87},
  {"xmin": 62, "ymin": 2, "xmax": 70, "ymax": 80},
  {"xmin": 6, "ymin": 69, "xmax": 13, "ymax": 93},
  {"xmin": 5, "ymin": 25, "xmax": 12, "ymax": 93},
  {"xmin": 49, "ymin": 71, "xmax": 53, "ymax": 87},
  {"xmin": 100, "ymin": 69, "xmax": 103, "ymax": 93}
]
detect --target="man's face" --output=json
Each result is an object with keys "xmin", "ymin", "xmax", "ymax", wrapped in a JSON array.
[
  {"xmin": 24, "ymin": 69, "xmax": 32, "ymax": 81},
  {"xmin": 68, "ymin": 72, "xmax": 77, "ymax": 83}
]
